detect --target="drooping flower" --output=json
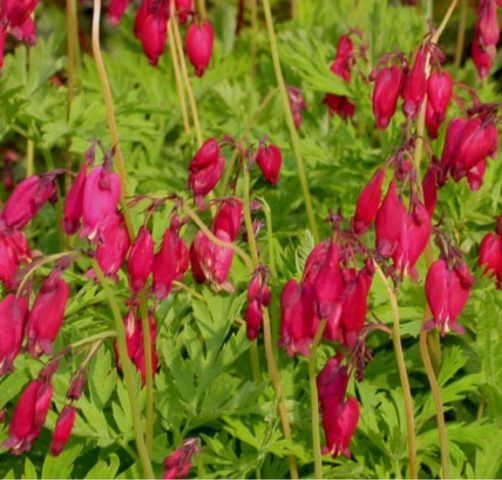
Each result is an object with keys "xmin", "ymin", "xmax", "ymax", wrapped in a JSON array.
[
  {"xmin": 212, "ymin": 198, "xmax": 243, "ymax": 242},
  {"xmin": 0, "ymin": 294, "xmax": 29, "ymax": 376},
  {"xmin": 352, "ymin": 168, "xmax": 385, "ymax": 234},
  {"xmin": 141, "ymin": 13, "xmax": 168, "ymax": 66},
  {"xmin": 2, "ymin": 379, "xmax": 53, "ymax": 455},
  {"xmin": 63, "ymin": 162, "xmax": 87, "ymax": 236},
  {"xmin": 479, "ymin": 218, "xmax": 502, "ymax": 289},
  {"xmin": 108, "ymin": 0, "xmax": 129, "ymax": 26},
  {"xmin": 402, "ymin": 46, "xmax": 427, "ymax": 118},
  {"xmin": 245, "ymin": 267, "xmax": 271, "ymax": 341},
  {"xmin": 425, "ymin": 259, "xmax": 473, "ymax": 336},
  {"xmin": 0, "ymin": 230, "xmax": 31, "ymax": 289},
  {"xmin": 426, "ymin": 71, "xmax": 453, "ymax": 138},
  {"xmin": 128, "ymin": 226, "xmax": 154, "ymax": 293},
  {"xmin": 372, "ymin": 65, "xmax": 402, "ymax": 130},
  {"xmin": 27, "ymin": 275, "xmax": 70, "ymax": 357},
  {"xmin": 256, "ymin": 144, "xmax": 282, "ymax": 185},
  {"xmin": 175, "ymin": 0, "xmax": 193, "ymax": 24},
  {"xmin": 185, "ymin": 20, "xmax": 214, "ymax": 77},
  {"xmin": 324, "ymin": 94, "xmax": 355, "ymax": 120},
  {"xmin": 50, "ymin": 405, "xmax": 77, "ymax": 456}
]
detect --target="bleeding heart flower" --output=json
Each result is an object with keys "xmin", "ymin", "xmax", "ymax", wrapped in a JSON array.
[
  {"xmin": 372, "ymin": 65, "xmax": 402, "ymax": 130},
  {"xmin": 50, "ymin": 405, "xmax": 77, "ymax": 456},
  {"xmin": 163, "ymin": 438, "xmax": 201, "ymax": 480},
  {"xmin": 352, "ymin": 168, "xmax": 385, "ymax": 234},
  {"xmin": 256, "ymin": 144, "xmax": 282, "ymax": 185},
  {"xmin": 402, "ymin": 46, "xmax": 427, "ymax": 118},
  {"xmin": 128, "ymin": 226, "xmax": 154, "ymax": 293},
  {"xmin": 185, "ymin": 20, "xmax": 214, "ymax": 77}
]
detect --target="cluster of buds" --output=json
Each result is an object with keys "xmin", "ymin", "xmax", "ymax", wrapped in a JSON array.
[
  {"xmin": 110, "ymin": 0, "xmax": 214, "ymax": 74},
  {"xmin": 479, "ymin": 216, "xmax": 502, "ymax": 289},
  {"xmin": 0, "ymin": 0, "xmax": 38, "ymax": 68},
  {"xmin": 317, "ymin": 355, "xmax": 360, "ymax": 458},
  {"xmin": 472, "ymin": 0, "xmax": 500, "ymax": 79},
  {"xmin": 324, "ymin": 34, "xmax": 356, "ymax": 120},
  {"xmin": 163, "ymin": 438, "xmax": 201, "ymax": 479},
  {"xmin": 280, "ymin": 233, "xmax": 374, "ymax": 356},
  {"xmin": 425, "ymin": 242, "xmax": 474, "ymax": 336}
]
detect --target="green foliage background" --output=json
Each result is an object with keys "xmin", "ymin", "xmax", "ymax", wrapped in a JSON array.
[{"xmin": 0, "ymin": 0, "xmax": 501, "ymax": 478}]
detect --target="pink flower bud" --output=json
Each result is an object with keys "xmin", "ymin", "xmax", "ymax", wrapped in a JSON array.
[
  {"xmin": 476, "ymin": 0, "xmax": 500, "ymax": 46},
  {"xmin": 185, "ymin": 20, "xmax": 214, "ymax": 77},
  {"xmin": 352, "ymin": 168, "xmax": 385, "ymax": 234},
  {"xmin": 375, "ymin": 181, "xmax": 406, "ymax": 258},
  {"xmin": 63, "ymin": 163, "xmax": 87, "ymax": 235},
  {"xmin": 0, "ymin": 26, "xmax": 7, "ymax": 69},
  {"xmin": 188, "ymin": 138, "xmax": 225, "ymax": 201},
  {"xmin": 212, "ymin": 198, "xmax": 242, "ymax": 242},
  {"xmin": 175, "ymin": 0, "xmax": 193, "ymax": 24},
  {"xmin": 141, "ymin": 13, "xmax": 168, "ymax": 66},
  {"xmin": 0, "ymin": 294, "xmax": 28, "ymax": 376},
  {"xmin": 245, "ymin": 268, "xmax": 270, "ymax": 340},
  {"xmin": 3, "ymin": 0, "xmax": 38, "ymax": 27},
  {"xmin": 27, "ymin": 277, "xmax": 70, "ymax": 357},
  {"xmin": 108, "ymin": 0, "xmax": 128, "ymax": 26},
  {"xmin": 372, "ymin": 65, "xmax": 402, "ymax": 130},
  {"xmin": 96, "ymin": 213, "xmax": 130, "ymax": 280},
  {"xmin": 287, "ymin": 86, "xmax": 306, "ymax": 129},
  {"xmin": 402, "ymin": 47, "xmax": 427, "ymax": 118},
  {"xmin": 245, "ymin": 300, "xmax": 262, "ymax": 341},
  {"xmin": 163, "ymin": 438, "xmax": 201, "ymax": 480},
  {"xmin": 427, "ymin": 71, "xmax": 452, "ymax": 122},
  {"xmin": 50, "ymin": 405, "xmax": 77, "ymax": 456},
  {"xmin": 11, "ymin": 16, "xmax": 36, "ymax": 46},
  {"xmin": 256, "ymin": 144, "xmax": 282, "ymax": 185},
  {"xmin": 81, "ymin": 166, "xmax": 121, "ymax": 241},
  {"xmin": 479, "ymin": 228, "xmax": 502, "ymax": 289},
  {"xmin": 279, "ymin": 280, "xmax": 318, "ymax": 357},
  {"xmin": 425, "ymin": 259, "xmax": 472, "ymax": 335},
  {"xmin": 422, "ymin": 166, "xmax": 438, "ymax": 217},
  {"xmin": 128, "ymin": 226, "xmax": 154, "ymax": 292},
  {"xmin": 67, "ymin": 370, "xmax": 86, "ymax": 401},
  {"xmin": 2, "ymin": 379, "xmax": 53, "ymax": 455},
  {"xmin": 152, "ymin": 224, "xmax": 189, "ymax": 298},
  {"xmin": 1, "ymin": 175, "xmax": 56, "ymax": 230}
]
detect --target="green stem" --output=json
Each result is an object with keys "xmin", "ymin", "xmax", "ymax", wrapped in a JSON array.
[
  {"xmin": 261, "ymin": 0, "xmax": 319, "ymax": 243},
  {"xmin": 249, "ymin": 341, "xmax": 262, "ymax": 383},
  {"xmin": 374, "ymin": 263, "xmax": 418, "ymax": 478},
  {"xmin": 250, "ymin": 0, "xmax": 258, "ymax": 75},
  {"xmin": 91, "ymin": 0, "xmax": 134, "ymax": 239},
  {"xmin": 138, "ymin": 290, "xmax": 154, "ymax": 455},
  {"xmin": 454, "ymin": 0, "xmax": 467, "ymax": 68},
  {"xmin": 27, "ymin": 138, "xmax": 34, "ymax": 177},
  {"xmin": 308, "ymin": 319, "xmax": 327, "ymax": 480},
  {"xmin": 242, "ymin": 165, "xmax": 259, "ymax": 265},
  {"xmin": 259, "ymin": 197, "xmax": 277, "ymax": 279},
  {"xmin": 420, "ymin": 329, "xmax": 449, "ymax": 478},
  {"xmin": 92, "ymin": 260, "xmax": 154, "ymax": 478},
  {"xmin": 70, "ymin": 330, "xmax": 117, "ymax": 350}
]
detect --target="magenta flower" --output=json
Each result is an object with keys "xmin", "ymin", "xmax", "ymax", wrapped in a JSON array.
[
  {"xmin": 141, "ymin": 13, "xmax": 168, "ymax": 66},
  {"xmin": 245, "ymin": 268, "xmax": 271, "ymax": 341},
  {"xmin": 185, "ymin": 20, "xmax": 214, "ymax": 76},
  {"xmin": 108, "ymin": 0, "xmax": 129, "ymax": 26},
  {"xmin": 63, "ymin": 162, "xmax": 87, "ymax": 235},
  {"xmin": 256, "ymin": 144, "xmax": 282, "ymax": 185},
  {"xmin": 212, "ymin": 198, "xmax": 243, "ymax": 242},
  {"xmin": 352, "ymin": 168, "xmax": 385, "ymax": 234},
  {"xmin": 479, "ymin": 218, "xmax": 502, "ymax": 289},
  {"xmin": 0, "ymin": 230, "xmax": 31, "ymax": 289},
  {"xmin": 402, "ymin": 46, "xmax": 427, "ymax": 118},
  {"xmin": 50, "ymin": 405, "xmax": 77, "ymax": 456},
  {"xmin": 372, "ymin": 65, "xmax": 402, "ymax": 130},
  {"xmin": 128, "ymin": 226, "xmax": 154, "ymax": 293},
  {"xmin": 163, "ymin": 438, "xmax": 201, "ymax": 479},
  {"xmin": 175, "ymin": 0, "xmax": 193, "ymax": 24}
]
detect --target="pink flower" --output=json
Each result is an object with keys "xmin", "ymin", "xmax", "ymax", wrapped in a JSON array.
[
  {"xmin": 95, "ymin": 213, "xmax": 130, "ymax": 280},
  {"xmin": 426, "ymin": 71, "xmax": 452, "ymax": 138},
  {"xmin": 256, "ymin": 144, "xmax": 282, "ymax": 185},
  {"xmin": 2, "ymin": 379, "xmax": 53, "ymax": 455},
  {"xmin": 0, "ymin": 230, "xmax": 31, "ymax": 289},
  {"xmin": 188, "ymin": 138, "xmax": 225, "ymax": 202},
  {"xmin": 163, "ymin": 438, "xmax": 201, "ymax": 479},
  {"xmin": 330, "ymin": 35, "xmax": 353, "ymax": 82},
  {"xmin": 317, "ymin": 356, "xmax": 359, "ymax": 458},
  {"xmin": 212, "ymin": 198, "xmax": 243, "ymax": 242},
  {"xmin": 0, "ymin": 294, "xmax": 29, "ymax": 376},
  {"xmin": 81, "ymin": 166, "xmax": 121, "ymax": 241},
  {"xmin": 128, "ymin": 226, "xmax": 154, "ymax": 293},
  {"xmin": 63, "ymin": 162, "xmax": 87, "ymax": 235},
  {"xmin": 175, "ymin": 0, "xmax": 193, "ymax": 24},
  {"xmin": 152, "ymin": 222, "xmax": 189, "ymax": 298},
  {"xmin": 141, "ymin": 13, "xmax": 168, "ymax": 66},
  {"xmin": 402, "ymin": 47, "xmax": 427, "ymax": 118},
  {"xmin": 185, "ymin": 21, "xmax": 214, "ymax": 77},
  {"xmin": 108, "ymin": 0, "xmax": 129, "ymax": 26},
  {"xmin": 479, "ymin": 219, "xmax": 502, "ymax": 289},
  {"xmin": 245, "ymin": 268, "xmax": 270, "ymax": 341},
  {"xmin": 425, "ymin": 259, "xmax": 473, "ymax": 336},
  {"xmin": 323, "ymin": 94, "xmax": 355, "ymax": 120},
  {"xmin": 27, "ymin": 276, "xmax": 70, "ymax": 357},
  {"xmin": 352, "ymin": 168, "xmax": 385, "ymax": 234},
  {"xmin": 372, "ymin": 65, "xmax": 402, "ymax": 130},
  {"xmin": 50, "ymin": 405, "xmax": 77, "ymax": 456},
  {"xmin": 422, "ymin": 166, "xmax": 438, "ymax": 217},
  {"xmin": 1, "ymin": 175, "xmax": 56, "ymax": 230},
  {"xmin": 472, "ymin": 38, "xmax": 496, "ymax": 79}
]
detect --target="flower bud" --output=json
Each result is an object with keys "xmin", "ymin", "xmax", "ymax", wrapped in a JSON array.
[
  {"xmin": 256, "ymin": 144, "xmax": 282, "ymax": 185},
  {"xmin": 476, "ymin": 0, "xmax": 500, "ymax": 46},
  {"xmin": 175, "ymin": 0, "xmax": 193, "ymax": 24},
  {"xmin": 0, "ymin": 294, "xmax": 28, "ymax": 376},
  {"xmin": 50, "ymin": 405, "xmax": 77, "ymax": 456},
  {"xmin": 372, "ymin": 65, "xmax": 402, "ymax": 130},
  {"xmin": 352, "ymin": 168, "xmax": 385, "ymax": 234},
  {"xmin": 479, "ymin": 227, "xmax": 502, "ymax": 289},
  {"xmin": 422, "ymin": 166, "xmax": 438, "ymax": 216},
  {"xmin": 471, "ymin": 38, "xmax": 495, "ymax": 79},
  {"xmin": 0, "ymin": 230, "xmax": 31, "ymax": 289},
  {"xmin": 323, "ymin": 94, "xmax": 355, "ymax": 120},
  {"xmin": 141, "ymin": 13, "xmax": 168, "ymax": 66},
  {"xmin": 163, "ymin": 438, "xmax": 201, "ymax": 479},
  {"xmin": 185, "ymin": 20, "xmax": 214, "ymax": 77},
  {"xmin": 27, "ymin": 277, "xmax": 70, "ymax": 357},
  {"xmin": 330, "ymin": 35, "xmax": 353, "ymax": 82},
  {"xmin": 2, "ymin": 379, "xmax": 53, "ymax": 455},
  {"xmin": 128, "ymin": 226, "xmax": 154, "ymax": 293},
  {"xmin": 402, "ymin": 47, "xmax": 427, "ymax": 118}
]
